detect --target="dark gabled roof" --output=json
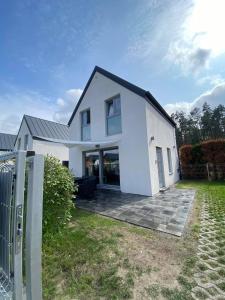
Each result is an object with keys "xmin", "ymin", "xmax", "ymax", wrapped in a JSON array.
[
  {"xmin": 68, "ymin": 66, "xmax": 176, "ymax": 127},
  {"xmin": 23, "ymin": 115, "xmax": 69, "ymax": 140},
  {"xmin": 0, "ymin": 132, "xmax": 16, "ymax": 151}
]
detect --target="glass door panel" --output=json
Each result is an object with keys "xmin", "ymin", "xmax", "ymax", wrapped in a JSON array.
[
  {"xmin": 102, "ymin": 148, "xmax": 120, "ymax": 186},
  {"xmin": 84, "ymin": 151, "xmax": 100, "ymax": 183}
]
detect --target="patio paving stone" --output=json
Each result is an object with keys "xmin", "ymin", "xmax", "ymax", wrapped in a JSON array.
[{"xmin": 76, "ymin": 187, "xmax": 195, "ymax": 236}]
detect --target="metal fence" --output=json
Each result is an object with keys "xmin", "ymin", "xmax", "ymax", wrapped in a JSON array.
[
  {"xmin": 181, "ymin": 163, "xmax": 225, "ymax": 180},
  {"xmin": 0, "ymin": 151, "xmax": 44, "ymax": 300}
]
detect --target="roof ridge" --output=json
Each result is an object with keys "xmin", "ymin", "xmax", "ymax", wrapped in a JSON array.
[{"xmin": 24, "ymin": 114, "xmax": 68, "ymax": 127}]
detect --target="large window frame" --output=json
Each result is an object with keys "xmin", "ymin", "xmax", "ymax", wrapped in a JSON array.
[
  {"xmin": 105, "ymin": 95, "xmax": 122, "ymax": 136},
  {"xmin": 80, "ymin": 109, "xmax": 91, "ymax": 141},
  {"xmin": 167, "ymin": 147, "xmax": 173, "ymax": 175}
]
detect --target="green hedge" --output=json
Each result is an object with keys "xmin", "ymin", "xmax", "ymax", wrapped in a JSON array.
[
  {"xmin": 43, "ymin": 156, "xmax": 77, "ymax": 235},
  {"xmin": 180, "ymin": 139, "xmax": 225, "ymax": 165}
]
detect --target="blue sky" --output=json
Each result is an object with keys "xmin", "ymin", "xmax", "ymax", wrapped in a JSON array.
[{"xmin": 1, "ymin": 0, "xmax": 225, "ymax": 133}]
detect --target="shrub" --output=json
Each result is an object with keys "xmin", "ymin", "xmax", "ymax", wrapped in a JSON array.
[
  {"xmin": 201, "ymin": 139, "xmax": 225, "ymax": 163},
  {"xmin": 43, "ymin": 155, "xmax": 76, "ymax": 235},
  {"xmin": 180, "ymin": 139, "xmax": 225, "ymax": 165},
  {"xmin": 180, "ymin": 139, "xmax": 225, "ymax": 179},
  {"xmin": 179, "ymin": 145, "xmax": 193, "ymax": 166}
]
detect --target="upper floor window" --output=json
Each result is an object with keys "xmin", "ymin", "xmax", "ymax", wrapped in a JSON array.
[
  {"xmin": 167, "ymin": 148, "xmax": 173, "ymax": 174},
  {"xmin": 81, "ymin": 109, "xmax": 91, "ymax": 141},
  {"xmin": 17, "ymin": 138, "xmax": 21, "ymax": 150},
  {"xmin": 106, "ymin": 95, "xmax": 121, "ymax": 136},
  {"xmin": 24, "ymin": 134, "xmax": 29, "ymax": 150}
]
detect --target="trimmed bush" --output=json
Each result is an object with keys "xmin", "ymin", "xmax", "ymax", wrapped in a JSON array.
[
  {"xmin": 43, "ymin": 155, "xmax": 76, "ymax": 234},
  {"xmin": 179, "ymin": 145, "xmax": 193, "ymax": 166},
  {"xmin": 201, "ymin": 139, "xmax": 225, "ymax": 163},
  {"xmin": 180, "ymin": 139, "xmax": 225, "ymax": 166},
  {"xmin": 179, "ymin": 139, "xmax": 225, "ymax": 179}
]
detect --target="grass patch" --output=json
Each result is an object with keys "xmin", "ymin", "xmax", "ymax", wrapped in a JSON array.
[
  {"xmin": 161, "ymin": 287, "xmax": 192, "ymax": 300},
  {"xmin": 43, "ymin": 209, "xmax": 133, "ymax": 299},
  {"xmin": 218, "ymin": 268, "xmax": 225, "ymax": 277},
  {"xmin": 218, "ymin": 281, "xmax": 225, "ymax": 292},
  {"xmin": 42, "ymin": 180, "xmax": 225, "ymax": 299},
  {"xmin": 145, "ymin": 284, "xmax": 160, "ymax": 298},
  {"xmin": 208, "ymin": 272, "xmax": 220, "ymax": 281},
  {"xmin": 194, "ymin": 289, "xmax": 208, "ymax": 299}
]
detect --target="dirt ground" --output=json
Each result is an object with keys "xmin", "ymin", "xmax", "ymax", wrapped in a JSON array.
[{"xmin": 116, "ymin": 197, "xmax": 200, "ymax": 299}]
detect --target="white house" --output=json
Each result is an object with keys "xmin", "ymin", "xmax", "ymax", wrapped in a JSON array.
[
  {"xmin": 14, "ymin": 115, "xmax": 69, "ymax": 162},
  {"xmin": 68, "ymin": 66, "xmax": 179, "ymax": 196},
  {"xmin": 0, "ymin": 133, "xmax": 16, "ymax": 154}
]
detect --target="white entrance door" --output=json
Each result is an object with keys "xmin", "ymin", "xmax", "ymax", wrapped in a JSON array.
[{"xmin": 156, "ymin": 147, "xmax": 165, "ymax": 188}]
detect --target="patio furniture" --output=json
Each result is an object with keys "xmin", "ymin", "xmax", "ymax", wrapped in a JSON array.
[{"xmin": 75, "ymin": 176, "xmax": 97, "ymax": 199}]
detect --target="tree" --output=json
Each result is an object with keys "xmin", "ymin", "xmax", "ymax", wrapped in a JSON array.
[{"xmin": 171, "ymin": 102, "xmax": 225, "ymax": 148}]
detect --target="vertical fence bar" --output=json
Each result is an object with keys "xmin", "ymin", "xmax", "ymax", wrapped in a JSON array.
[
  {"xmin": 206, "ymin": 163, "xmax": 210, "ymax": 181},
  {"xmin": 13, "ymin": 151, "xmax": 26, "ymax": 300},
  {"xmin": 25, "ymin": 154, "xmax": 44, "ymax": 300}
]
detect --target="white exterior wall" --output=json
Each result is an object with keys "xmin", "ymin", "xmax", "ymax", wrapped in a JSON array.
[
  {"xmin": 15, "ymin": 119, "xmax": 69, "ymax": 161},
  {"xmin": 145, "ymin": 103, "xmax": 179, "ymax": 195},
  {"xmin": 69, "ymin": 72, "xmax": 152, "ymax": 195},
  {"xmin": 32, "ymin": 140, "xmax": 69, "ymax": 162},
  {"xmin": 14, "ymin": 120, "xmax": 33, "ymax": 150}
]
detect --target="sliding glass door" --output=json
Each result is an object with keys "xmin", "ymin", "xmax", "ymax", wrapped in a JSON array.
[
  {"xmin": 102, "ymin": 148, "xmax": 120, "ymax": 186},
  {"xmin": 84, "ymin": 147, "xmax": 120, "ymax": 186},
  {"xmin": 84, "ymin": 151, "xmax": 100, "ymax": 183}
]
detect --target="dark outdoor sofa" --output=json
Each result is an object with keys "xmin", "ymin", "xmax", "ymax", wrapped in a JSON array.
[{"xmin": 75, "ymin": 176, "xmax": 97, "ymax": 199}]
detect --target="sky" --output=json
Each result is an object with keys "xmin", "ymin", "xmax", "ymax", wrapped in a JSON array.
[{"xmin": 1, "ymin": 0, "xmax": 225, "ymax": 134}]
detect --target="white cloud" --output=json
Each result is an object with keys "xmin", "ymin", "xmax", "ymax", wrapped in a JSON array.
[
  {"xmin": 164, "ymin": 81, "xmax": 225, "ymax": 115},
  {"xmin": 0, "ymin": 87, "xmax": 56, "ymax": 134},
  {"xmin": 127, "ymin": 1, "xmax": 190, "ymax": 62},
  {"xmin": 197, "ymin": 74, "xmax": 224, "ymax": 86},
  {"xmin": 166, "ymin": 0, "xmax": 225, "ymax": 74},
  {"xmin": 53, "ymin": 88, "xmax": 83, "ymax": 124},
  {"xmin": 167, "ymin": 44, "xmax": 211, "ymax": 74},
  {"xmin": 0, "ymin": 85, "xmax": 83, "ymax": 135}
]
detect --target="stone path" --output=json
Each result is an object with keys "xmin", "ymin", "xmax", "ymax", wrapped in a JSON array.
[
  {"xmin": 192, "ymin": 201, "xmax": 225, "ymax": 300},
  {"xmin": 76, "ymin": 187, "xmax": 195, "ymax": 236}
]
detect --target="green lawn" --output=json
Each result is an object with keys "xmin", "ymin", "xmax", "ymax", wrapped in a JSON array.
[{"xmin": 42, "ymin": 180, "xmax": 225, "ymax": 300}]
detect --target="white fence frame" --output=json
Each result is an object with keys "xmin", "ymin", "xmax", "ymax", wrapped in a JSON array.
[{"xmin": 0, "ymin": 151, "xmax": 44, "ymax": 300}]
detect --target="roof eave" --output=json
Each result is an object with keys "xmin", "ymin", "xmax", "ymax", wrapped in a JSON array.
[
  {"xmin": 144, "ymin": 92, "xmax": 176, "ymax": 127},
  {"xmin": 68, "ymin": 66, "xmax": 176, "ymax": 128}
]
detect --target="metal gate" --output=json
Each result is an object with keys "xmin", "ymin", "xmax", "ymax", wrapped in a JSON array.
[{"xmin": 0, "ymin": 151, "xmax": 44, "ymax": 300}]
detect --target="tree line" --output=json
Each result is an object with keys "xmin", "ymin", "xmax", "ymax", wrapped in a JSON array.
[{"xmin": 171, "ymin": 102, "xmax": 225, "ymax": 148}]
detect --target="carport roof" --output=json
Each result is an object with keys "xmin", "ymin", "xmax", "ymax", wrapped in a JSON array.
[
  {"xmin": 0, "ymin": 133, "xmax": 16, "ymax": 151},
  {"xmin": 23, "ymin": 115, "xmax": 69, "ymax": 140}
]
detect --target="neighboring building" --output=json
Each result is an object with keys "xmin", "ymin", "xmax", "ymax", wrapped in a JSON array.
[
  {"xmin": 68, "ymin": 66, "xmax": 179, "ymax": 196},
  {"xmin": 0, "ymin": 133, "xmax": 16, "ymax": 154},
  {"xmin": 14, "ymin": 115, "xmax": 69, "ymax": 162}
]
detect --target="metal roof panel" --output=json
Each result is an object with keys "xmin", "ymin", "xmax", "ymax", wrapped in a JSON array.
[{"xmin": 0, "ymin": 133, "xmax": 17, "ymax": 151}]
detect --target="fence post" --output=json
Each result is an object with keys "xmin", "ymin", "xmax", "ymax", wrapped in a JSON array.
[
  {"xmin": 25, "ymin": 154, "xmax": 44, "ymax": 300},
  {"xmin": 13, "ymin": 151, "xmax": 26, "ymax": 300},
  {"xmin": 206, "ymin": 163, "xmax": 210, "ymax": 181}
]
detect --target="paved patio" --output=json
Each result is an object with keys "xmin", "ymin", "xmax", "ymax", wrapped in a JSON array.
[{"xmin": 76, "ymin": 187, "xmax": 195, "ymax": 236}]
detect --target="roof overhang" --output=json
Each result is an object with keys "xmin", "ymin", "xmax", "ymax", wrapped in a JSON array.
[{"xmin": 34, "ymin": 136, "xmax": 120, "ymax": 149}]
